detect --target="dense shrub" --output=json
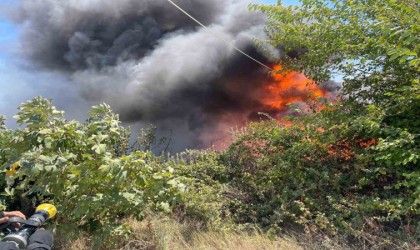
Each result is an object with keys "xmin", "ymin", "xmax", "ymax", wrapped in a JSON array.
[
  {"xmin": 243, "ymin": 0, "xmax": 419, "ymax": 245},
  {"xmin": 220, "ymin": 101, "xmax": 419, "ymax": 243},
  {"xmin": 153, "ymin": 150, "xmax": 230, "ymax": 229},
  {"xmin": 0, "ymin": 97, "xmax": 185, "ymax": 242},
  {"xmin": 0, "ymin": 96, "xmax": 418, "ymax": 248}
]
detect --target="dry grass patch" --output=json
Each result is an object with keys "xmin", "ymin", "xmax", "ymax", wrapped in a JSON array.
[
  {"xmin": 53, "ymin": 217, "xmax": 417, "ymax": 250},
  {"xmin": 120, "ymin": 217, "xmax": 301, "ymax": 250},
  {"xmin": 57, "ymin": 217, "xmax": 301, "ymax": 250}
]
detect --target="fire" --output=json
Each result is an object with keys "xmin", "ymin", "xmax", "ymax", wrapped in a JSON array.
[
  {"xmin": 200, "ymin": 64, "xmax": 333, "ymax": 150},
  {"xmin": 261, "ymin": 65, "xmax": 326, "ymax": 112}
]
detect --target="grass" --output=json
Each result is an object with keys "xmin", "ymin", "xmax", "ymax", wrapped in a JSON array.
[
  {"xmin": 55, "ymin": 216, "xmax": 302, "ymax": 250},
  {"xmin": 54, "ymin": 216, "xmax": 418, "ymax": 250}
]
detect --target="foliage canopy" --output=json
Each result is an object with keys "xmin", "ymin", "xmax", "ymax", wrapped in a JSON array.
[
  {"xmin": 0, "ymin": 97, "xmax": 185, "ymax": 243},
  {"xmin": 236, "ymin": 0, "xmax": 420, "ymax": 244}
]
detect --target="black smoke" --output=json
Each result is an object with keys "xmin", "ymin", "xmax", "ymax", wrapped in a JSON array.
[{"xmin": 11, "ymin": 0, "xmax": 334, "ymax": 151}]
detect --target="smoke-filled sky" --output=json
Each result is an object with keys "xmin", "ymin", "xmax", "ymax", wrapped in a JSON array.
[{"xmin": 1, "ymin": 0, "xmax": 321, "ymax": 152}]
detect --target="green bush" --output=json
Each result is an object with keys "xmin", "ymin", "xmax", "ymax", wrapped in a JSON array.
[
  {"xmin": 157, "ymin": 150, "xmax": 230, "ymax": 229},
  {"xmin": 0, "ymin": 97, "xmax": 185, "ymax": 242},
  {"xmin": 0, "ymin": 96, "xmax": 417, "ymax": 248},
  {"xmin": 220, "ymin": 100, "xmax": 418, "ymax": 238}
]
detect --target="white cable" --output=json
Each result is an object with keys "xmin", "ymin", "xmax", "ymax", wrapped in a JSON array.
[{"xmin": 166, "ymin": 0, "xmax": 274, "ymax": 71}]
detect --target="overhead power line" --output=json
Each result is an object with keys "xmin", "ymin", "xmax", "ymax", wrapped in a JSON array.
[{"xmin": 166, "ymin": 0, "xmax": 274, "ymax": 71}]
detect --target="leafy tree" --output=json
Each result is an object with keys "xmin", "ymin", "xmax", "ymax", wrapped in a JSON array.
[
  {"xmin": 251, "ymin": 0, "xmax": 419, "ymax": 129},
  {"xmin": 221, "ymin": 0, "xmax": 420, "ymax": 245},
  {"xmin": 251, "ymin": 1, "xmax": 419, "ymax": 81},
  {"xmin": 0, "ymin": 97, "xmax": 185, "ymax": 246}
]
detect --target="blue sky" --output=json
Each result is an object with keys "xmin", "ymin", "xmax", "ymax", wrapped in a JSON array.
[
  {"xmin": 0, "ymin": 0, "xmax": 299, "ymax": 127},
  {"xmin": 0, "ymin": 0, "xmax": 98, "ymax": 126}
]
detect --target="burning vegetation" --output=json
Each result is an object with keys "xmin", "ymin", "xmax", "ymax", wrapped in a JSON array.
[
  {"xmin": 262, "ymin": 65, "xmax": 327, "ymax": 112},
  {"xmin": 12, "ymin": 0, "xmax": 338, "ymax": 151}
]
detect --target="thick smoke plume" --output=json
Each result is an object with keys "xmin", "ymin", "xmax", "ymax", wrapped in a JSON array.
[{"xmin": 13, "ymin": 0, "xmax": 335, "ymax": 150}]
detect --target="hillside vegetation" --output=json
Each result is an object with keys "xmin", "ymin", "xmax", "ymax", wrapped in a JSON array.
[{"xmin": 0, "ymin": 0, "xmax": 419, "ymax": 249}]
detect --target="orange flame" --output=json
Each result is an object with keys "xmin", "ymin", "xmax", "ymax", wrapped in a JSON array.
[
  {"xmin": 200, "ymin": 65, "xmax": 333, "ymax": 150},
  {"xmin": 261, "ymin": 65, "xmax": 326, "ymax": 111}
]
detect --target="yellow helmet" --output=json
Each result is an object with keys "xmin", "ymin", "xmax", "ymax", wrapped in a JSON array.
[{"xmin": 6, "ymin": 162, "xmax": 20, "ymax": 175}]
